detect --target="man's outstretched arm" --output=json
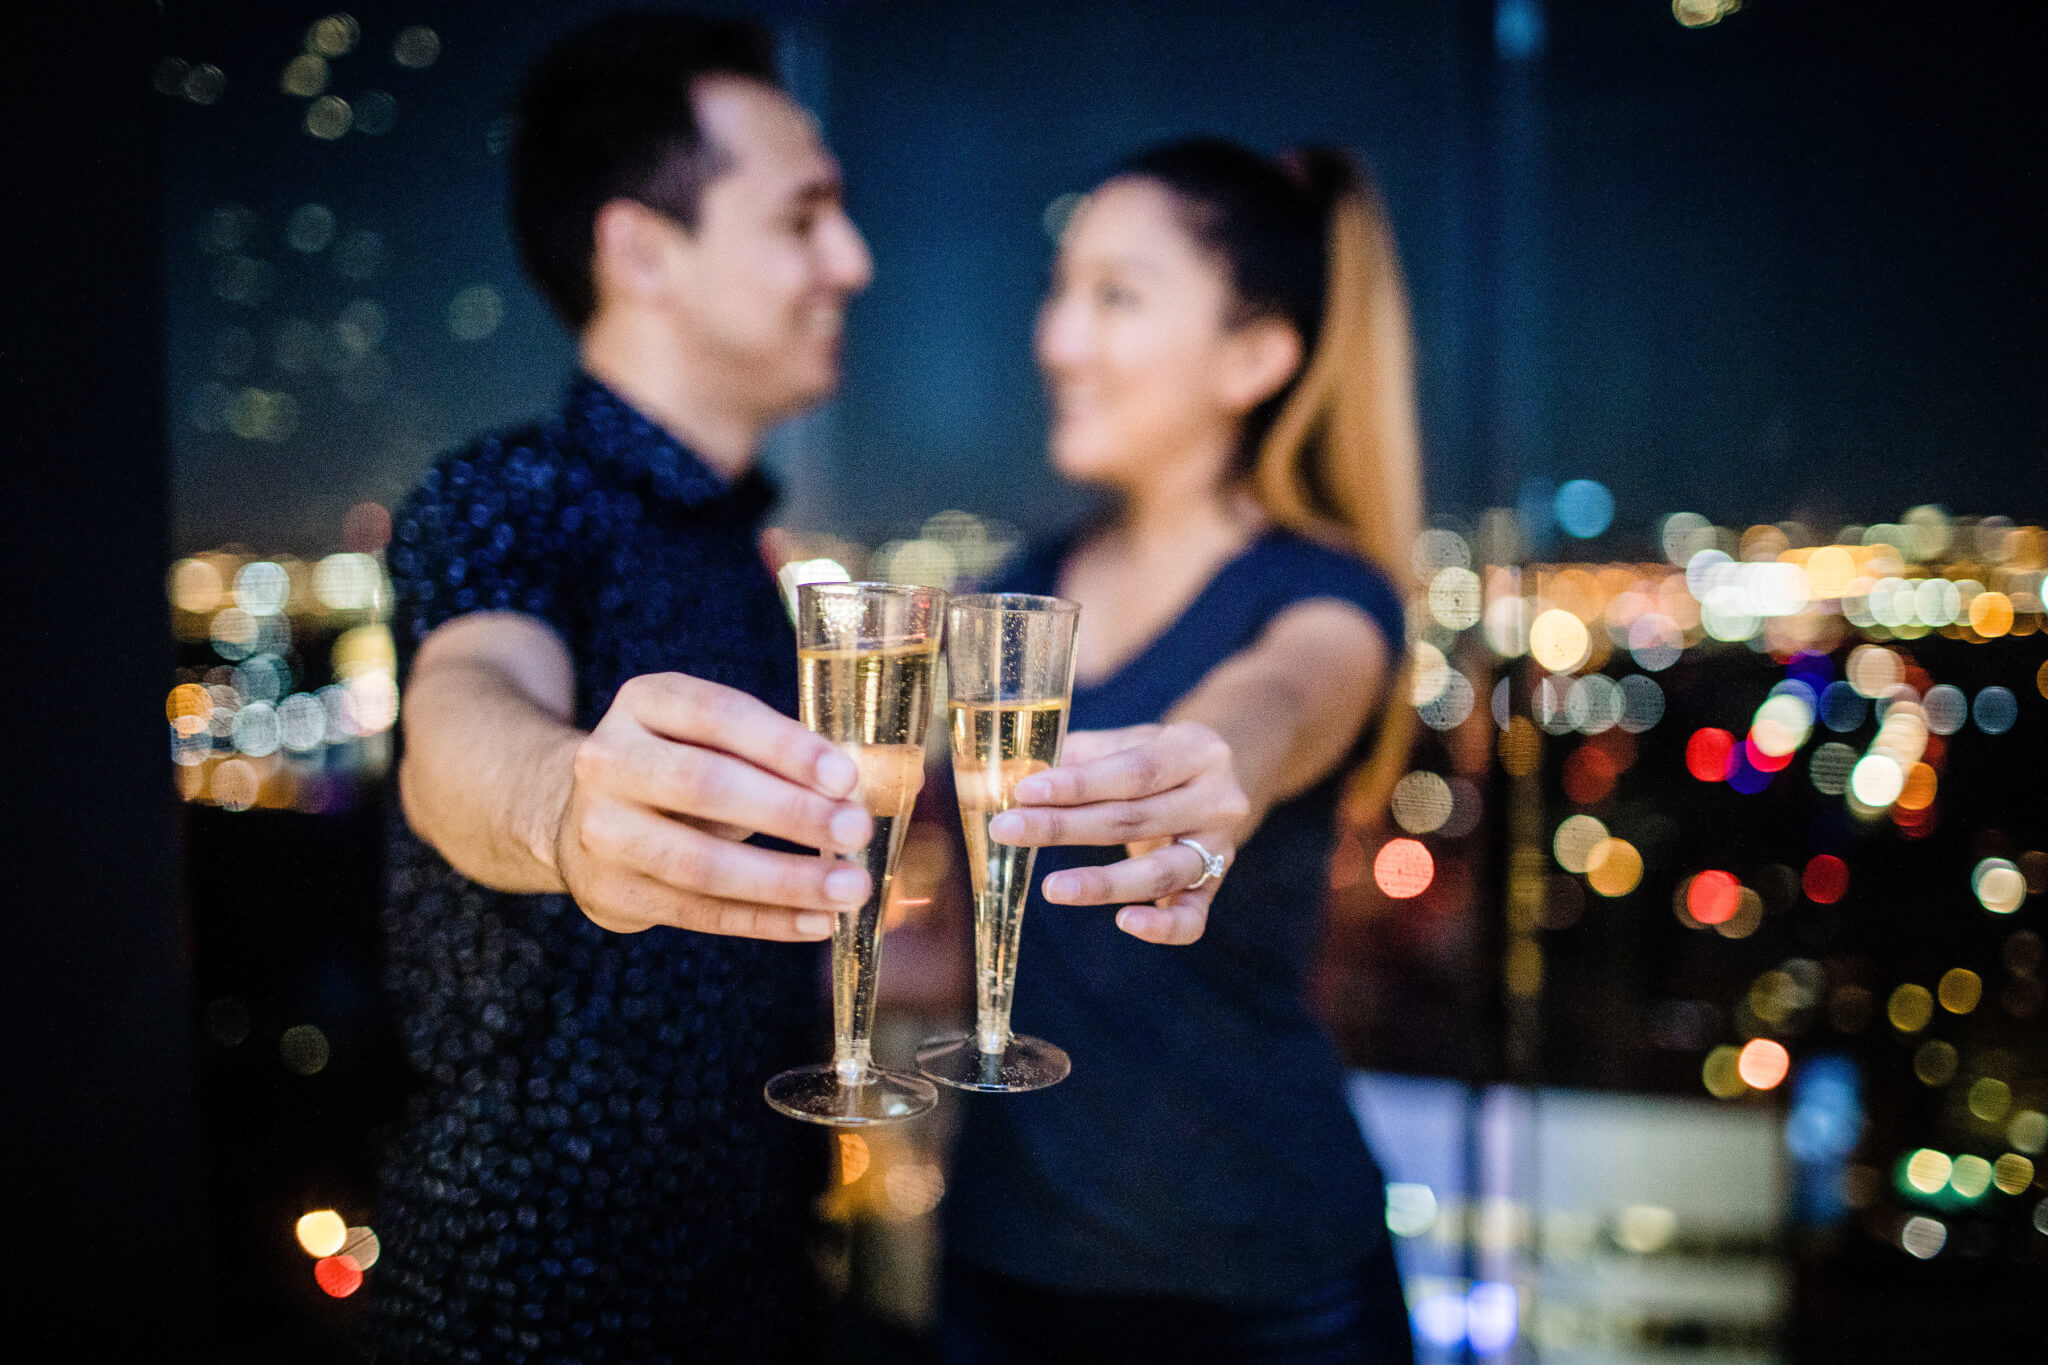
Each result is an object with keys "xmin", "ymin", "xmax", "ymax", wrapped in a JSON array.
[{"xmin": 398, "ymin": 611, "xmax": 876, "ymax": 940}]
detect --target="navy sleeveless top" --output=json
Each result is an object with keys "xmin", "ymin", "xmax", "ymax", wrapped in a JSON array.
[{"xmin": 944, "ymin": 527, "xmax": 1406, "ymax": 1303}]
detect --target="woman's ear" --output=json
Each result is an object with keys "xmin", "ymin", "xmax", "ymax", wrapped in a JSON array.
[{"xmin": 1214, "ymin": 316, "xmax": 1305, "ymax": 417}]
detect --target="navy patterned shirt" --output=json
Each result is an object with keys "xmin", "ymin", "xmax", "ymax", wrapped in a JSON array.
[{"xmin": 369, "ymin": 374, "xmax": 824, "ymax": 1363}]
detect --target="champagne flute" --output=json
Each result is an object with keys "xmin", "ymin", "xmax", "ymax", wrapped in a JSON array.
[
  {"xmin": 764, "ymin": 582, "xmax": 944, "ymax": 1126},
  {"xmin": 917, "ymin": 593, "xmax": 1079, "ymax": 1093}
]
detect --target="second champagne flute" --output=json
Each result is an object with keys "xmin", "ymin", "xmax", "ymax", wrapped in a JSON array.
[
  {"xmin": 764, "ymin": 582, "xmax": 943, "ymax": 1126},
  {"xmin": 917, "ymin": 592, "xmax": 1080, "ymax": 1093}
]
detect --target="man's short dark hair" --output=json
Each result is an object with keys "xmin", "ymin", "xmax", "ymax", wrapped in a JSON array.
[{"xmin": 510, "ymin": 10, "xmax": 781, "ymax": 328}]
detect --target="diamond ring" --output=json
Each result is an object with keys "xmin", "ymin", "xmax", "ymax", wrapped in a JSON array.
[{"xmin": 1177, "ymin": 837, "xmax": 1228, "ymax": 891}]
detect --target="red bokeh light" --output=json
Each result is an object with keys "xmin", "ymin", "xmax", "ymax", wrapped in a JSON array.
[
  {"xmin": 1802, "ymin": 854, "xmax": 1849, "ymax": 904},
  {"xmin": 315, "ymin": 1254, "xmax": 363, "ymax": 1298},
  {"xmin": 1742, "ymin": 735, "xmax": 1794, "ymax": 773},
  {"xmin": 1373, "ymin": 838, "xmax": 1435, "ymax": 899},
  {"xmin": 1687, "ymin": 870, "xmax": 1742, "ymax": 925},
  {"xmin": 1686, "ymin": 728, "xmax": 1735, "ymax": 782},
  {"xmin": 1562, "ymin": 745, "xmax": 1619, "ymax": 805}
]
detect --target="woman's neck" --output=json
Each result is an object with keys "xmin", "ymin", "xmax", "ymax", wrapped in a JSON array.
[{"xmin": 1108, "ymin": 442, "xmax": 1265, "ymax": 567}]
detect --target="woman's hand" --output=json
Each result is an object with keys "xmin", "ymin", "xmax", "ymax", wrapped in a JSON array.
[{"xmin": 985, "ymin": 722, "xmax": 1249, "ymax": 945}]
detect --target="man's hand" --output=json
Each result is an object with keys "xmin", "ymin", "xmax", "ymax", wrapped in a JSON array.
[
  {"xmin": 985, "ymin": 722, "xmax": 1249, "ymax": 945},
  {"xmin": 554, "ymin": 673, "xmax": 875, "ymax": 939}
]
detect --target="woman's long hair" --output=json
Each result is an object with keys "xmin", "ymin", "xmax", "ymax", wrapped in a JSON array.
[{"xmin": 1117, "ymin": 138, "xmax": 1422, "ymax": 816}]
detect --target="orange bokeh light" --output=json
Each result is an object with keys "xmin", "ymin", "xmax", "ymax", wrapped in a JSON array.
[
  {"xmin": 1736, "ymin": 1038, "xmax": 1790, "ymax": 1090},
  {"xmin": 1373, "ymin": 838, "xmax": 1435, "ymax": 899},
  {"xmin": 1687, "ymin": 870, "xmax": 1742, "ymax": 925}
]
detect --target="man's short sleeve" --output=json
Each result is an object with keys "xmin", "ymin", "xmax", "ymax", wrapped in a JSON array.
[{"xmin": 386, "ymin": 430, "xmax": 589, "ymax": 684}]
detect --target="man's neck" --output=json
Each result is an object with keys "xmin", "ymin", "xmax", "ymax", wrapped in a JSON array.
[{"xmin": 578, "ymin": 313, "xmax": 761, "ymax": 480}]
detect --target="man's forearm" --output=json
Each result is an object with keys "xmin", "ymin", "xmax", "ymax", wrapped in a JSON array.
[{"xmin": 399, "ymin": 658, "xmax": 583, "ymax": 894}]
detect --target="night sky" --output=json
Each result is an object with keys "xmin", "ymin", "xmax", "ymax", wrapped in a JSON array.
[{"xmin": 159, "ymin": 0, "xmax": 2044, "ymax": 557}]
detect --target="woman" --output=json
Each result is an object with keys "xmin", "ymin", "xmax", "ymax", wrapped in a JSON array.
[{"xmin": 943, "ymin": 138, "xmax": 1422, "ymax": 1363}]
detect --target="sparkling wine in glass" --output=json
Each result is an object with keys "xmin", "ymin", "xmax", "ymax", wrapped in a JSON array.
[
  {"xmin": 917, "ymin": 593, "xmax": 1079, "ymax": 1093},
  {"xmin": 764, "ymin": 582, "xmax": 943, "ymax": 1126}
]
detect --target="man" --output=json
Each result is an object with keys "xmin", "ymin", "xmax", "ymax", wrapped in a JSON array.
[{"xmin": 373, "ymin": 11, "xmax": 1245, "ymax": 1362}]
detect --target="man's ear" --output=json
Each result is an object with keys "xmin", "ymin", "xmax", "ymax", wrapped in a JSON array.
[
  {"xmin": 1215, "ymin": 316, "xmax": 1305, "ymax": 417},
  {"xmin": 590, "ymin": 199, "xmax": 679, "ymax": 307}
]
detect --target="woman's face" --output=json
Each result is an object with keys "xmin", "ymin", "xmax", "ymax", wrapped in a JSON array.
[{"xmin": 1036, "ymin": 178, "xmax": 1295, "ymax": 490}]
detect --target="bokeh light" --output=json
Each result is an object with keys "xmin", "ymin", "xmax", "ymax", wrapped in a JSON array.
[
  {"xmin": 1736, "ymin": 1038, "xmax": 1790, "ymax": 1090},
  {"xmin": 1974, "ymin": 858, "xmax": 2026, "ymax": 914},
  {"xmin": 1529, "ymin": 609, "xmax": 1590, "ymax": 673},
  {"xmin": 1912, "ymin": 1040, "xmax": 1957, "ymax": 1086},
  {"xmin": 1904, "ymin": 1149, "xmax": 1953, "ymax": 1195},
  {"xmin": 838, "ymin": 1133, "xmax": 870, "ymax": 1184},
  {"xmin": 1686, "ymin": 870, "xmax": 1741, "ymax": 925},
  {"xmin": 1552, "ymin": 815, "xmax": 1609, "ymax": 874},
  {"xmin": 1802, "ymin": 854, "xmax": 1849, "ymax": 904},
  {"xmin": 1970, "ymin": 1077, "xmax": 2012, "ymax": 1124},
  {"xmin": 1390, "ymin": 771, "xmax": 1454, "ymax": 835},
  {"xmin": 1949, "ymin": 1154, "xmax": 1994, "ymax": 1198},
  {"xmin": 1702, "ymin": 1044, "xmax": 1746, "ymax": 1099},
  {"xmin": 315, "ymin": 1254, "xmax": 364, "ymax": 1297},
  {"xmin": 1974, "ymin": 685, "xmax": 2018, "ymax": 735},
  {"xmin": 1887, "ymin": 984, "xmax": 1934, "ymax": 1033},
  {"xmin": 1554, "ymin": 479, "xmax": 1614, "ymax": 538},
  {"xmin": 1686, "ymin": 727, "xmax": 1734, "ymax": 782},
  {"xmin": 1373, "ymin": 839, "xmax": 1434, "ymax": 899},
  {"xmin": 1937, "ymin": 968, "xmax": 1982, "ymax": 1014},
  {"xmin": 340, "ymin": 1226, "xmax": 381, "ymax": 1270},
  {"xmin": 296, "ymin": 1209, "xmax": 346, "ymax": 1258},
  {"xmin": 280, "ymin": 1024, "xmax": 331, "ymax": 1075},
  {"xmin": 1848, "ymin": 754, "xmax": 1904, "ymax": 809},
  {"xmin": 1899, "ymin": 1215, "xmax": 1946, "ymax": 1259},
  {"xmin": 2011, "ymin": 1111, "xmax": 2048, "ymax": 1155},
  {"xmin": 1994, "ymin": 1154, "xmax": 2035, "ymax": 1195},
  {"xmin": 1585, "ymin": 838, "xmax": 1644, "ymax": 897}
]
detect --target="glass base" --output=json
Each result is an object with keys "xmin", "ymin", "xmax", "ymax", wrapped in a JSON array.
[
  {"xmin": 916, "ymin": 1031, "xmax": 1071, "ymax": 1093},
  {"xmin": 763, "ymin": 1063, "xmax": 938, "ymax": 1127}
]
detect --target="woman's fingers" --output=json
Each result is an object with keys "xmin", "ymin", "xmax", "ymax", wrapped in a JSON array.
[
  {"xmin": 1114, "ymin": 892, "xmax": 1211, "ymax": 946},
  {"xmin": 987, "ymin": 781, "xmax": 1219, "ymax": 847},
  {"xmin": 1011, "ymin": 722, "xmax": 1221, "ymax": 806},
  {"xmin": 1040, "ymin": 840, "xmax": 1215, "ymax": 906},
  {"xmin": 1055, "ymin": 725, "xmax": 1162, "ymax": 769}
]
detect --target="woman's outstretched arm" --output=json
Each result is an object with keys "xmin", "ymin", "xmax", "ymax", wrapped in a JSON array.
[{"xmin": 990, "ymin": 597, "xmax": 1390, "ymax": 943}]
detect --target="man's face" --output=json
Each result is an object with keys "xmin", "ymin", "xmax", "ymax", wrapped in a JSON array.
[{"xmin": 665, "ymin": 78, "xmax": 872, "ymax": 421}]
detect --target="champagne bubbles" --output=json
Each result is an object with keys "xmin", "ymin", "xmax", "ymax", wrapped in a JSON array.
[
  {"xmin": 1974, "ymin": 686, "xmax": 2018, "ymax": 735},
  {"xmin": 1975, "ymin": 858, "xmax": 2027, "ymax": 914}
]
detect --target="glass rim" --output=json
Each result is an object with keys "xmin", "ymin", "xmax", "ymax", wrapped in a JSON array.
[
  {"xmin": 799, "ymin": 579, "xmax": 947, "ymax": 600},
  {"xmin": 948, "ymin": 592, "xmax": 1080, "ymax": 615}
]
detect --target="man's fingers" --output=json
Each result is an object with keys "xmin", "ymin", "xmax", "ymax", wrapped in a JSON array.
[
  {"xmin": 1040, "ymin": 841, "xmax": 1214, "ymax": 906},
  {"xmin": 582, "ymin": 872, "xmax": 839, "ymax": 941},
  {"xmin": 618, "ymin": 673, "xmax": 858, "ymax": 798},
  {"xmin": 582, "ymin": 804, "xmax": 871, "ymax": 912},
  {"xmin": 1114, "ymin": 893, "xmax": 1210, "ymax": 945},
  {"xmin": 601, "ymin": 738, "xmax": 870, "ymax": 853},
  {"xmin": 1012, "ymin": 722, "xmax": 1217, "ymax": 806}
]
